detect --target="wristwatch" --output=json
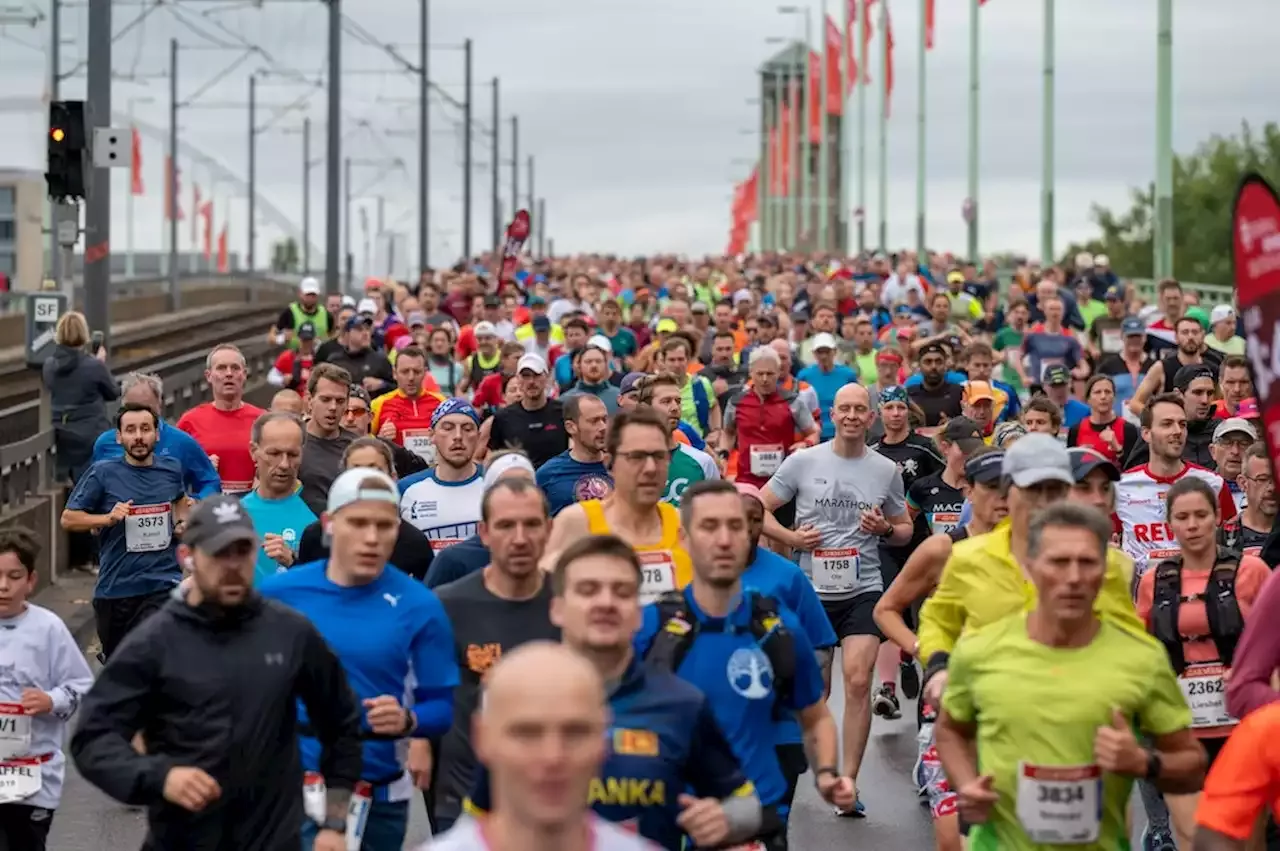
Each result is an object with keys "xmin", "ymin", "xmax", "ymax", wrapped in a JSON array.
[
  {"xmin": 320, "ymin": 817, "xmax": 347, "ymax": 834},
  {"xmin": 1144, "ymin": 749, "xmax": 1162, "ymax": 781}
]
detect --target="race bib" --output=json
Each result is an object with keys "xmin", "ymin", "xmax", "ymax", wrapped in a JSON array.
[
  {"xmin": 221, "ymin": 480, "xmax": 253, "ymax": 495},
  {"xmin": 930, "ymin": 512, "xmax": 960, "ymax": 537},
  {"xmin": 126, "ymin": 503, "xmax": 173, "ymax": 553},
  {"xmin": 0, "ymin": 704, "xmax": 31, "ymax": 760},
  {"xmin": 0, "ymin": 756, "xmax": 45, "ymax": 804},
  {"xmin": 1179, "ymin": 663, "xmax": 1236, "ymax": 729},
  {"xmin": 303, "ymin": 773, "xmax": 374, "ymax": 851},
  {"xmin": 1142, "ymin": 548, "xmax": 1181, "ymax": 579},
  {"xmin": 749, "ymin": 444, "xmax": 784, "ymax": 478},
  {"xmin": 812, "ymin": 548, "xmax": 859, "ymax": 594},
  {"xmin": 402, "ymin": 430, "xmax": 437, "ymax": 465},
  {"xmin": 637, "ymin": 551, "xmax": 677, "ymax": 605},
  {"xmin": 723, "ymin": 844, "xmax": 767, "ymax": 851},
  {"xmin": 1015, "ymin": 763, "xmax": 1102, "ymax": 845},
  {"xmin": 1099, "ymin": 327, "xmax": 1123, "ymax": 354},
  {"xmin": 429, "ymin": 538, "xmax": 463, "ymax": 553}
]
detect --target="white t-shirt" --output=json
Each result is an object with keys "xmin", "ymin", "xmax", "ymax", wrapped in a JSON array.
[
  {"xmin": 1116, "ymin": 462, "xmax": 1234, "ymax": 579},
  {"xmin": 399, "ymin": 468, "xmax": 485, "ymax": 552},
  {"xmin": 424, "ymin": 815, "xmax": 660, "ymax": 851}
]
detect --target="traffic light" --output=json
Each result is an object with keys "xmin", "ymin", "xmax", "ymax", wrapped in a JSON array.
[{"xmin": 47, "ymin": 100, "xmax": 86, "ymax": 200}]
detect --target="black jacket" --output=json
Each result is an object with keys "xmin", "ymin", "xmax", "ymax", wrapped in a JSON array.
[
  {"xmin": 41, "ymin": 344, "xmax": 118, "ymax": 479},
  {"xmin": 323, "ymin": 346, "xmax": 394, "ymax": 394},
  {"xmin": 71, "ymin": 594, "xmax": 363, "ymax": 851},
  {"xmin": 296, "ymin": 518, "xmax": 434, "ymax": 581}
]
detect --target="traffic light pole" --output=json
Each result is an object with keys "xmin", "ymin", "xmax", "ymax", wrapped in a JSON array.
[
  {"xmin": 49, "ymin": 0, "xmax": 63, "ymax": 294},
  {"xmin": 83, "ymin": 0, "xmax": 111, "ymax": 343},
  {"xmin": 168, "ymin": 38, "xmax": 180, "ymax": 311}
]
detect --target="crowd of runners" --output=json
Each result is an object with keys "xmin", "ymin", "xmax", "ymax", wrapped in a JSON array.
[{"xmin": 2, "ymin": 248, "xmax": 1279, "ymax": 851}]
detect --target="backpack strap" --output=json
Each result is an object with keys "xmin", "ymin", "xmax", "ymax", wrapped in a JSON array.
[
  {"xmin": 1150, "ymin": 555, "xmax": 1187, "ymax": 674},
  {"xmin": 690, "ymin": 378, "xmax": 711, "ymax": 434},
  {"xmin": 1206, "ymin": 548, "xmax": 1245, "ymax": 668},
  {"xmin": 747, "ymin": 593, "xmax": 796, "ymax": 711},
  {"xmin": 643, "ymin": 591, "xmax": 698, "ymax": 674}
]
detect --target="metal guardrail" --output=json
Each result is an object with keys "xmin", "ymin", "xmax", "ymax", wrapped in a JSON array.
[
  {"xmin": 0, "ymin": 341, "xmax": 281, "ymax": 587},
  {"xmin": 0, "ymin": 272, "xmax": 300, "ymax": 316},
  {"xmin": 1127, "ymin": 277, "xmax": 1232, "ymax": 307}
]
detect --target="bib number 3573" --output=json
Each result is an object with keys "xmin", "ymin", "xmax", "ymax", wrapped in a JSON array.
[
  {"xmin": 1016, "ymin": 762, "xmax": 1102, "ymax": 845},
  {"xmin": 303, "ymin": 773, "xmax": 373, "ymax": 851}
]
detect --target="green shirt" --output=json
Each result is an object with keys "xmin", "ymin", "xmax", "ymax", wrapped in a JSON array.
[
  {"xmin": 944, "ymin": 613, "xmax": 1191, "ymax": 851},
  {"xmin": 992, "ymin": 326, "xmax": 1026, "ymax": 392},
  {"xmin": 663, "ymin": 444, "xmax": 717, "ymax": 506},
  {"xmin": 1206, "ymin": 334, "xmax": 1246, "ymax": 356},
  {"xmin": 679, "ymin": 376, "xmax": 716, "ymax": 437},
  {"xmin": 1077, "ymin": 298, "xmax": 1108, "ymax": 332}
]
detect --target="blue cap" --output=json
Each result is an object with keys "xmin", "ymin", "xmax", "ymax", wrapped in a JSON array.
[
  {"xmin": 431, "ymin": 398, "xmax": 480, "ymax": 428},
  {"xmin": 344, "ymin": 314, "xmax": 373, "ymax": 332},
  {"xmin": 879, "ymin": 385, "xmax": 909, "ymax": 406},
  {"xmin": 527, "ymin": 295, "xmax": 547, "ymax": 307},
  {"xmin": 1105, "ymin": 284, "xmax": 1125, "ymax": 301},
  {"xmin": 1121, "ymin": 316, "xmax": 1145, "ymax": 336},
  {"xmin": 532, "ymin": 315, "xmax": 551, "ymax": 332}
]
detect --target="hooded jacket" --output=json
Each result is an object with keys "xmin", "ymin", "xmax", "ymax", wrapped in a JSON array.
[
  {"xmin": 41, "ymin": 344, "xmax": 118, "ymax": 478},
  {"xmin": 71, "ymin": 593, "xmax": 363, "ymax": 851}
]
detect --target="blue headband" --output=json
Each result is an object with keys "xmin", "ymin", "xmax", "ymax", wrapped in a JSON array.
[
  {"xmin": 431, "ymin": 398, "xmax": 480, "ymax": 428},
  {"xmin": 879, "ymin": 385, "xmax": 908, "ymax": 406}
]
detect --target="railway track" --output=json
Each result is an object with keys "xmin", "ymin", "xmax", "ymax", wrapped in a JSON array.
[{"xmin": 0, "ymin": 305, "xmax": 282, "ymax": 445}]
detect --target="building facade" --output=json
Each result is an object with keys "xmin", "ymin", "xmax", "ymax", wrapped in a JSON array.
[{"xmin": 0, "ymin": 168, "xmax": 45, "ymax": 293}]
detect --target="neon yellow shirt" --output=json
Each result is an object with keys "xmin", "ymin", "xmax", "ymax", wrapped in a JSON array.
[
  {"xmin": 918, "ymin": 520, "xmax": 1140, "ymax": 662},
  {"xmin": 943, "ymin": 613, "xmax": 1191, "ymax": 851}
]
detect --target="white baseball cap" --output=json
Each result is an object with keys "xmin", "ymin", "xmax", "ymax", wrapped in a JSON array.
[
  {"xmin": 472, "ymin": 320, "xmax": 497, "ymax": 338},
  {"xmin": 811, "ymin": 332, "xmax": 838, "ymax": 351},
  {"xmin": 516, "ymin": 353, "xmax": 549, "ymax": 375},
  {"xmin": 327, "ymin": 468, "xmax": 399, "ymax": 516},
  {"xmin": 356, "ymin": 297, "xmax": 378, "ymax": 315},
  {"xmin": 1210, "ymin": 305, "xmax": 1235, "ymax": 326},
  {"xmin": 299, "ymin": 277, "xmax": 321, "ymax": 296},
  {"xmin": 1213, "ymin": 417, "xmax": 1257, "ymax": 443}
]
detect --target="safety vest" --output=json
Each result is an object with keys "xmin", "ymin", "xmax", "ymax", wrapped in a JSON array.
[
  {"xmin": 1150, "ymin": 549, "xmax": 1245, "ymax": 675},
  {"xmin": 288, "ymin": 303, "xmax": 330, "ymax": 348}
]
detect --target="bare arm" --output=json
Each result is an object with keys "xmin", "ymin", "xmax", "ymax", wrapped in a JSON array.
[
  {"xmin": 61, "ymin": 509, "xmax": 116, "ymax": 533},
  {"xmin": 760, "ymin": 483, "xmax": 801, "ymax": 550},
  {"xmin": 541, "ymin": 504, "xmax": 590, "ymax": 572},
  {"xmin": 1128, "ymin": 360, "xmax": 1165, "ymax": 417},
  {"xmin": 934, "ymin": 710, "xmax": 981, "ymax": 792},
  {"xmin": 796, "ymin": 700, "xmax": 840, "ymax": 773},
  {"xmin": 873, "ymin": 533, "xmax": 952, "ymax": 656},
  {"xmin": 1148, "ymin": 728, "xmax": 1207, "ymax": 796}
]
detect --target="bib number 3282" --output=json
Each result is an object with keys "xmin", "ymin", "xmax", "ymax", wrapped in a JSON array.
[{"xmin": 1015, "ymin": 762, "xmax": 1102, "ymax": 845}]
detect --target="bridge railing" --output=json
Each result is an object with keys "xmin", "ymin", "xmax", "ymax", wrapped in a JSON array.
[
  {"xmin": 1126, "ymin": 278, "xmax": 1233, "ymax": 308},
  {"xmin": 0, "ymin": 272, "xmax": 302, "ymax": 316}
]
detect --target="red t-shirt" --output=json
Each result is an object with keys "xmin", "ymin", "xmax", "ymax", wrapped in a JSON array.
[
  {"xmin": 473, "ymin": 372, "xmax": 509, "ymax": 412},
  {"xmin": 272, "ymin": 350, "xmax": 314, "ymax": 391},
  {"xmin": 175, "ymin": 402, "xmax": 265, "ymax": 494}
]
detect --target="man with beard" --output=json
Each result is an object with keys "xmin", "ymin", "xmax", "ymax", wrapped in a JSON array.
[
  {"xmin": 298, "ymin": 364, "xmax": 359, "ymax": 516},
  {"xmin": 62, "ymin": 403, "xmax": 190, "ymax": 660},
  {"xmin": 1177, "ymin": 365, "xmax": 1221, "ymax": 469},
  {"xmin": 175, "ymin": 344, "xmax": 266, "ymax": 495},
  {"xmin": 563, "ymin": 342, "xmax": 622, "ymax": 414},
  {"xmin": 239, "ymin": 412, "xmax": 316, "ymax": 584},
  {"xmin": 1219, "ymin": 439, "xmax": 1275, "ymax": 556},
  {"xmin": 908, "ymin": 343, "xmax": 964, "ymax": 430},
  {"xmin": 1116, "ymin": 394, "xmax": 1236, "ymax": 583},
  {"xmin": 537, "ymin": 395, "xmax": 613, "ymax": 516},
  {"xmin": 399, "ymin": 400, "xmax": 485, "ymax": 552},
  {"xmin": 430, "ymin": 478, "xmax": 561, "ymax": 834},
  {"xmin": 1129, "ymin": 315, "xmax": 1223, "ymax": 417}
]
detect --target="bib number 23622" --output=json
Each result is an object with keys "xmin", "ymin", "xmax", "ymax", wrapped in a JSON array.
[
  {"xmin": 1179, "ymin": 663, "xmax": 1237, "ymax": 729},
  {"xmin": 1016, "ymin": 762, "xmax": 1102, "ymax": 845}
]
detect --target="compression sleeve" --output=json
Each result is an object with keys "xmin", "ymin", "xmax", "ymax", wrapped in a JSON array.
[{"xmin": 406, "ymin": 594, "xmax": 459, "ymax": 737}]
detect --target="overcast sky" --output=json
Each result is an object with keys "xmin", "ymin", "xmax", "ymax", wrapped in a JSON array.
[{"xmin": 1, "ymin": 0, "xmax": 1276, "ymax": 271}]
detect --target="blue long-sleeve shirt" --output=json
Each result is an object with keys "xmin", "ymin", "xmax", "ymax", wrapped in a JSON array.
[
  {"xmin": 260, "ymin": 561, "xmax": 459, "ymax": 786},
  {"xmin": 90, "ymin": 421, "xmax": 221, "ymax": 498}
]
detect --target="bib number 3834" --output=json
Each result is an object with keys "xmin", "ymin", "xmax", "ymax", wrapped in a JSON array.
[
  {"xmin": 1015, "ymin": 762, "xmax": 1102, "ymax": 845},
  {"xmin": 303, "ymin": 773, "xmax": 373, "ymax": 851}
]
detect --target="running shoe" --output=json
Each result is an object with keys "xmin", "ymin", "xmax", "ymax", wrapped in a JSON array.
[
  {"xmin": 900, "ymin": 656, "xmax": 921, "ymax": 700},
  {"xmin": 1140, "ymin": 826, "xmax": 1177, "ymax": 851},
  {"xmin": 873, "ymin": 684, "xmax": 901, "ymax": 720},
  {"xmin": 834, "ymin": 796, "xmax": 867, "ymax": 819}
]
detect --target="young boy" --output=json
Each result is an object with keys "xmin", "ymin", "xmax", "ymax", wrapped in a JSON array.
[{"xmin": 0, "ymin": 528, "xmax": 95, "ymax": 849}]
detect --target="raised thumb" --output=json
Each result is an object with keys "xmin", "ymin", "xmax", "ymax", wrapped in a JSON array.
[
  {"xmin": 1111, "ymin": 708, "xmax": 1129, "ymax": 730},
  {"xmin": 978, "ymin": 774, "xmax": 994, "ymax": 789}
]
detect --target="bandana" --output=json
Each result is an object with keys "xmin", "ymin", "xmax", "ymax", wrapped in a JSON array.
[
  {"xmin": 431, "ymin": 398, "xmax": 480, "ymax": 428},
  {"xmin": 879, "ymin": 385, "xmax": 908, "ymax": 406}
]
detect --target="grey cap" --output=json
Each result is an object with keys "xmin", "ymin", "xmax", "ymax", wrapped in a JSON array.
[
  {"xmin": 1001, "ymin": 433, "xmax": 1074, "ymax": 488},
  {"xmin": 182, "ymin": 495, "xmax": 259, "ymax": 554},
  {"xmin": 1213, "ymin": 417, "xmax": 1258, "ymax": 443}
]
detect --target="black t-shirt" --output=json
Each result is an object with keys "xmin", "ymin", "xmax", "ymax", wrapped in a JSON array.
[
  {"xmin": 907, "ymin": 472, "xmax": 966, "ymax": 538},
  {"xmin": 488, "ymin": 399, "xmax": 569, "ymax": 469},
  {"xmin": 873, "ymin": 433, "xmax": 945, "ymax": 494},
  {"xmin": 434, "ymin": 572, "xmax": 560, "ymax": 819},
  {"xmin": 908, "ymin": 381, "xmax": 965, "ymax": 427},
  {"xmin": 1159, "ymin": 350, "xmax": 1224, "ymax": 394},
  {"xmin": 1096, "ymin": 352, "xmax": 1156, "ymax": 379}
]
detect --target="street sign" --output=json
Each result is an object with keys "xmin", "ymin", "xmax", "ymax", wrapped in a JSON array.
[{"xmin": 25, "ymin": 292, "xmax": 67, "ymax": 369}]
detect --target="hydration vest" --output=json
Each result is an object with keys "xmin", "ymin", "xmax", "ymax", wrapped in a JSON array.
[
  {"xmin": 1150, "ymin": 548, "xmax": 1246, "ymax": 675},
  {"xmin": 644, "ymin": 590, "xmax": 796, "ymax": 712}
]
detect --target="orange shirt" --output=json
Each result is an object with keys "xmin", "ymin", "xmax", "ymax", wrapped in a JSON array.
[{"xmin": 1196, "ymin": 701, "xmax": 1280, "ymax": 840}]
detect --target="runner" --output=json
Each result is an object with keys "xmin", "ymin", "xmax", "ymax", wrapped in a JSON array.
[
  {"xmin": 370, "ymin": 345, "xmax": 446, "ymax": 463},
  {"xmin": 71, "ymin": 495, "xmax": 363, "ymax": 851},
  {"xmin": 61, "ymin": 403, "xmax": 190, "ymax": 661},
  {"xmin": 934, "ymin": 503, "xmax": 1205, "ymax": 851},
  {"xmin": 1194, "ymin": 702, "xmax": 1280, "ymax": 850},
  {"xmin": 399, "ymin": 399, "xmax": 485, "ymax": 552},
  {"xmin": 1210, "ymin": 417, "xmax": 1256, "ymax": 514},
  {"xmin": 1067, "ymin": 374, "xmax": 1141, "ymax": 466},
  {"xmin": 484, "ymin": 353, "xmax": 568, "ymax": 468},
  {"xmin": 870, "ymin": 386, "xmax": 945, "ymax": 491},
  {"xmin": 267, "ymin": 320, "xmax": 319, "ymax": 393},
  {"xmin": 0, "ymin": 528, "xmax": 95, "ymax": 851},
  {"xmin": 297, "ymin": 363, "xmax": 358, "ymax": 515},
  {"xmin": 1129, "ymin": 315, "xmax": 1224, "ymax": 415},
  {"xmin": 173, "ymin": 344, "xmax": 265, "ymax": 495},
  {"xmin": 536, "ymin": 394, "xmax": 613, "ymax": 516},
  {"xmin": 908, "ymin": 343, "xmax": 964, "ymax": 429},
  {"xmin": 432, "ymin": 477, "xmax": 560, "ymax": 833},
  {"xmin": 761, "ymin": 383, "xmax": 911, "ymax": 816},
  {"xmin": 273, "ymin": 275, "xmax": 334, "ymax": 348},
  {"xmin": 260, "ymin": 468, "xmax": 459, "ymax": 851},
  {"xmin": 721, "ymin": 348, "xmax": 819, "ymax": 493},
  {"xmin": 239, "ymin": 412, "xmax": 314, "ymax": 584},
  {"xmin": 1133, "ymin": 477, "xmax": 1270, "ymax": 848},
  {"xmin": 1219, "ymin": 442, "xmax": 1275, "ymax": 556},
  {"xmin": 638, "ymin": 480, "xmax": 855, "ymax": 847},
  {"xmin": 909, "ymin": 417, "xmax": 981, "ymax": 539},
  {"xmin": 545, "ymin": 408, "xmax": 692, "ymax": 603},
  {"xmin": 424, "ymin": 643, "xmax": 657, "ymax": 851}
]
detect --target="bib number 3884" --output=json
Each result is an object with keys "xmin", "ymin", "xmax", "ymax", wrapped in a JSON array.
[{"xmin": 1015, "ymin": 763, "xmax": 1102, "ymax": 845}]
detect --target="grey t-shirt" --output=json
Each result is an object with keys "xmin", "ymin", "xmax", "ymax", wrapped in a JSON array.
[
  {"xmin": 298, "ymin": 429, "xmax": 357, "ymax": 515},
  {"xmin": 766, "ymin": 442, "xmax": 906, "ymax": 600}
]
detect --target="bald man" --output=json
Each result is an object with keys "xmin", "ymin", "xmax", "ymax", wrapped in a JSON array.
[
  {"xmin": 760, "ymin": 383, "xmax": 911, "ymax": 817},
  {"xmin": 426, "ymin": 642, "xmax": 658, "ymax": 851},
  {"xmin": 270, "ymin": 388, "xmax": 306, "ymax": 416}
]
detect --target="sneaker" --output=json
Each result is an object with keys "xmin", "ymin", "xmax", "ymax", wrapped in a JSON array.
[
  {"xmin": 834, "ymin": 796, "xmax": 867, "ymax": 818},
  {"xmin": 1141, "ymin": 826, "xmax": 1176, "ymax": 851},
  {"xmin": 873, "ymin": 684, "xmax": 901, "ymax": 720},
  {"xmin": 900, "ymin": 657, "xmax": 921, "ymax": 700}
]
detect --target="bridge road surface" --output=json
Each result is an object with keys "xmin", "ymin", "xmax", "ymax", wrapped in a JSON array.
[{"xmin": 48, "ymin": 646, "xmax": 1152, "ymax": 849}]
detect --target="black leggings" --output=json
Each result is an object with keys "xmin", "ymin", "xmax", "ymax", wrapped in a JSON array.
[{"xmin": 0, "ymin": 804, "xmax": 54, "ymax": 851}]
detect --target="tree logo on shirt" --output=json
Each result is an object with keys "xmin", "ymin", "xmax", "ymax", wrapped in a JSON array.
[
  {"xmin": 727, "ymin": 647, "xmax": 773, "ymax": 700},
  {"xmin": 574, "ymin": 474, "xmax": 613, "ymax": 502}
]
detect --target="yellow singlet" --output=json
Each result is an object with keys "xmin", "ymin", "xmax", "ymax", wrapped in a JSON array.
[{"xmin": 581, "ymin": 499, "xmax": 693, "ymax": 604}]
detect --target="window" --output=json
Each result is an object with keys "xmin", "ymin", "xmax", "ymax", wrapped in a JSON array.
[
  {"xmin": 0, "ymin": 187, "xmax": 13, "ymax": 218},
  {"xmin": 0, "ymin": 252, "xmax": 14, "ymax": 276},
  {"xmin": 0, "ymin": 221, "xmax": 13, "ymax": 242}
]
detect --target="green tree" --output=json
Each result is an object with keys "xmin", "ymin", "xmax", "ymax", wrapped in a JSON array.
[
  {"xmin": 1061, "ymin": 121, "xmax": 1280, "ymax": 285},
  {"xmin": 270, "ymin": 237, "xmax": 300, "ymax": 273}
]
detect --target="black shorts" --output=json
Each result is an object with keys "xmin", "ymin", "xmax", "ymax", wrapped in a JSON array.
[
  {"xmin": 0, "ymin": 803, "xmax": 54, "ymax": 851},
  {"xmin": 774, "ymin": 743, "xmax": 808, "ymax": 814},
  {"xmin": 92, "ymin": 590, "xmax": 171, "ymax": 660},
  {"xmin": 821, "ymin": 592, "xmax": 884, "ymax": 642}
]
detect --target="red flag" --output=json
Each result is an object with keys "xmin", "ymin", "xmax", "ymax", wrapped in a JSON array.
[
  {"xmin": 498, "ymin": 210, "xmax": 531, "ymax": 288},
  {"xmin": 130, "ymin": 128, "xmax": 144, "ymax": 195},
  {"xmin": 851, "ymin": 0, "xmax": 877, "ymax": 85},
  {"xmin": 743, "ymin": 167, "xmax": 759, "ymax": 223},
  {"xmin": 885, "ymin": 4, "xmax": 895, "ymax": 116},
  {"xmin": 808, "ymin": 51, "xmax": 823, "ymax": 143},
  {"xmin": 925, "ymin": 0, "xmax": 936, "ymax": 49},
  {"xmin": 199, "ymin": 201, "xmax": 213, "ymax": 259},
  {"xmin": 824, "ymin": 17, "xmax": 844, "ymax": 113},
  {"xmin": 216, "ymin": 225, "xmax": 229, "ymax": 273},
  {"xmin": 778, "ymin": 99, "xmax": 793, "ymax": 195},
  {"xmin": 191, "ymin": 184, "xmax": 202, "ymax": 242},
  {"xmin": 163, "ymin": 157, "xmax": 184, "ymax": 221}
]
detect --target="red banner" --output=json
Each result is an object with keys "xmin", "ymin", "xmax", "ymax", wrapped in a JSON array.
[
  {"xmin": 191, "ymin": 184, "xmax": 202, "ymax": 242},
  {"xmin": 199, "ymin": 201, "xmax": 213, "ymax": 259},
  {"xmin": 498, "ymin": 209, "xmax": 531, "ymax": 289},
  {"xmin": 742, "ymin": 167, "xmax": 759, "ymax": 224},
  {"xmin": 885, "ymin": 4, "xmax": 895, "ymax": 116},
  {"xmin": 824, "ymin": 17, "xmax": 844, "ymax": 113},
  {"xmin": 1233, "ymin": 174, "xmax": 1280, "ymax": 464},
  {"xmin": 925, "ymin": 0, "xmax": 936, "ymax": 49},
  {"xmin": 808, "ymin": 51, "xmax": 823, "ymax": 144},
  {"xmin": 216, "ymin": 225, "xmax": 229, "ymax": 272},
  {"xmin": 130, "ymin": 128, "xmax": 144, "ymax": 196}
]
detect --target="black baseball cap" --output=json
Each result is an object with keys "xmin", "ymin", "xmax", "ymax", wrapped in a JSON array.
[
  {"xmin": 183, "ymin": 495, "xmax": 259, "ymax": 554},
  {"xmin": 964, "ymin": 450, "xmax": 1005, "ymax": 485},
  {"xmin": 1043, "ymin": 364, "xmax": 1071, "ymax": 386},
  {"xmin": 344, "ymin": 314, "xmax": 374, "ymax": 332},
  {"xmin": 1173, "ymin": 363, "xmax": 1215, "ymax": 392},
  {"xmin": 1068, "ymin": 447, "xmax": 1120, "ymax": 482},
  {"xmin": 297, "ymin": 321, "xmax": 317, "ymax": 340},
  {"xmin": 919, "ymin": 341, "xmax": 950, "ymax": 359},
  {"xmin": 941, "ymin": 416, "xmax": 985, "ymax": 452},
  {"xmin": 483, "ymin": 293, "xmax": 501, "ymax": 308},
  {"xmin": 348, "ymin": 384, "xmax": 371, "ymax": 406}
]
